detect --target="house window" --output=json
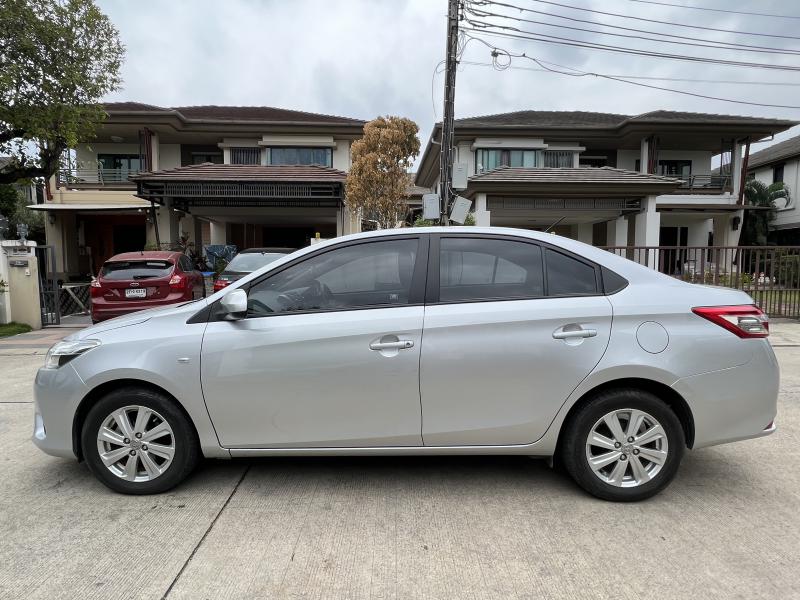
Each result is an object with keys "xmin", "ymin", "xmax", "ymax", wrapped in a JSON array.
[
  {"xmin": 230, "ymin": 147, "xmax": 261, "ymax": 165},
  {"xmin": 265, "ymin": 147, "xmax": 332, "ymax": 167},
  {"xmin": 773, "ymin": 164, "xmax": 785, "ymax": 184},
  {"xmin": 191, "ymin": 152, "xmax": 223, "ymax": 165},
  {"xmin": 475, "ymin": 149, "xmax": 538, "ymax": 172},
  {"xmin": 97, "ymin": 154, "xmax": 141, "ymax": 171},
  {"xmin": 543, "ymin": 150, "xmax": 574, "ymax": 168},
  {"xmin": 658, "ymin": 160, "xmax": 692, "ymax": 178}
]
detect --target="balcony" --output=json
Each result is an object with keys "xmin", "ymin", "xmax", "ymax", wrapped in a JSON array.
[
  {"xmin": 669, "ymin": 174, "xmax": 732, "ymax": 195},
  {"xmin": 56, "ymin": 168, "xmax": 139, "ymax": 190}
]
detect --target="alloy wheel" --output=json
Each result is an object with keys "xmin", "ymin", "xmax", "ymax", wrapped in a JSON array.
[
  {"xmin": 585, "ymin": 408, "xmax": 669, "ymax": 488},
  {"xmin": 95, "ymin": 405, "xmax": 176, "ymax": 482}
]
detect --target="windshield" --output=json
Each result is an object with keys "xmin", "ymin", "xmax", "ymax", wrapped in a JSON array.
[
  {"xmin": 101, "ymin": 260, "xmax": 174, "ymax": 280},
  {"xmin": 225, "ymin": 253, "xmax": 287, "ymax": 273}
]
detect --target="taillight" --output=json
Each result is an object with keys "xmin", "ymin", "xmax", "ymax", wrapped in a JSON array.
[
  {"xmin": 213, "ymin": 279, "xmax": 230, "ymax": 292},
  {"xmin": 169, "ymin": 274, "xmax": 187, "ymax": 292},
  {"xmin": 692, "ymin": 305, "xmax": 769, "ymax": 338},
  {"xmin": 90, "ymin": 278, "xmax": 103, "ymax": 298}
]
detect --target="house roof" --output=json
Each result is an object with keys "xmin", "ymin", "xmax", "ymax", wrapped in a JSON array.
[
  {"xmin": 453, "ymin": 110, "xmax": 797, "ymax": 129},
  {"xmin": 463, "ymin": 166, "xmax": 683, "ymax": 198},
  {"xmin": 103, "ymin": 102, "xmax": 365, "ymax": 125},
  {"xmin": 747, "ymin": 134, "xmax": 800, "ymax": 170},
  {"xmin": 130, "ymin": 163, "xmax": 347, "ymax": 183},
  {"xmin": 469, "ymin": 166, "xmax": 680, "ymax": 184},
  {"xmin": 406, "ymin": 173, "xmax": 431, "ymax": 198}
]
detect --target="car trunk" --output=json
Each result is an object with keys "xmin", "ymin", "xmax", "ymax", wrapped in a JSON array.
[{"xmin": 97, "ymin": 259, "xmax": 175, "ymax": 301}]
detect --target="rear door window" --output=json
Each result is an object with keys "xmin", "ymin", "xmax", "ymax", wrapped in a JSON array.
[
  {"xmin": 101, "ymin": 260, "xmax": 173, "ymax": 280},
  {"xmin": 438, "ymin": 237, "xmax": 544, "ymax": 302}
]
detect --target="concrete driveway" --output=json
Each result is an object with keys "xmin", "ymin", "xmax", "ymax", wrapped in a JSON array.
[{"xmin": 1, "ymin": 323, "xmax": 799, "ymax": 600}]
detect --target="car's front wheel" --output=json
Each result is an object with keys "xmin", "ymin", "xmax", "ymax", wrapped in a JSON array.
[
  {"xmin": 81, "ymin": 387, "xmax": 199, "ymax": 494},
  {"xmin": 561, "ymin": 389, "xmax": 685, "ymax": 502}
]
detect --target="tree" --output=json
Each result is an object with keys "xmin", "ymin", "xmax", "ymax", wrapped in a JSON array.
[
  {"xmin": 739, "ymin": 179, "xmax": 789, "ymax": 246},
  {"xmin": 0, "ymin": 183, "xmax": 44, "ymax": 242},
  {"xmin": 0, "ymin": 0, "xmax": 124, "ymax": 184},
  {"xmin": 345, "ymin": 116, "xmax": 420, "ymax": 229}
]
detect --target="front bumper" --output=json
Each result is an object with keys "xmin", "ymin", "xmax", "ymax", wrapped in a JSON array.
[
  {"xmin": 673, "ymin": 340, "xmax": 779, "ymax": 449},
  {"xmin": 32, "ymin": 363, "xmax": 89, "ymax": 459}
]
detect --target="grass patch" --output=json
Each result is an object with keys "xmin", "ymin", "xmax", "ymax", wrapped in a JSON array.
[{"xmin": 0, "ymin": 322, "xmax": 33, "ymax": 338}]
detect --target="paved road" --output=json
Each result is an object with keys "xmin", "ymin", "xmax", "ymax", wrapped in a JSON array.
[{"xmin": 1, "ymin": 323, "xmax": 799, "ymax": 600}]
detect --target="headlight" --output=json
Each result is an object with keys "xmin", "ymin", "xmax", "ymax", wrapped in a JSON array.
[{"xmin": 44, "ymin": 339, "xmax": 101, "ymax": 369}]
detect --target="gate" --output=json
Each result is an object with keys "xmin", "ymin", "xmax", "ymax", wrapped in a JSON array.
[
  {"xmin": 601, "ymin": 245, "xmax": 800, "ymax": 319},
  {"xmin": 34, "ymin": 246, "xmax": 60, "ymax": 326}
]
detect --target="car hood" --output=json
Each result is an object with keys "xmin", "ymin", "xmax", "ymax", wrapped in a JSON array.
[{"xmin": 68, "ymin": 300, "xmax": 207, "ymax": 341}]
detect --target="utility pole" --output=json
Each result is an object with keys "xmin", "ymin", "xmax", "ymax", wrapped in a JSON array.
[{"xmin": 438, "ymin": 0, "xmax": 460, "ymax": 225}]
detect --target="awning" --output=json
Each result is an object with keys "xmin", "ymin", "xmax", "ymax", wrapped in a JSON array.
[{"xmin": 27, "ymin": 203, "xmax": 151, "ymax": 211}]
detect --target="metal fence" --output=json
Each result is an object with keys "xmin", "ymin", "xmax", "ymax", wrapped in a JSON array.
[
  {"xmin": 601, "ymin": 245, "xmax": 800, "ymax": 319},
  {"xmin": 56, "ymin": 168, "xmax": 139, "ymax": 186}
]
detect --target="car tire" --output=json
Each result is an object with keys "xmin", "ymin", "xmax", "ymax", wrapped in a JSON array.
[
  {"xmin": 81, "ymin": 387, "xmax": 199, "ymax": 495},
  {"xmin": 561, "ymin": 388, "xmax": 685, "ymax": 502}
]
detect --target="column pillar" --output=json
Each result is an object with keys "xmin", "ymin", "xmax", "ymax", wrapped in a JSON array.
[
  {"xmin": 731, "ymin": 142, "xmax": 743, "ymax": 199},
  {"xmin": 474, "ymin": 192, "xmax": 491, "ymax": 226},
  {"xmin": 606, "ymin": 216, "xmax": 628, "ymax": 247},
  {"xmin": 209, "ymin": 220, "xmax": 226, "ymax": 245},
  {"xmin": 575, "ymin": 222, "xmax": 593, "ymax": 245},
  {"xmin": 635, "ymin": 196, "xmax": 661, "ymax": 267},
  {"xmin": 639, "ymin": 137, "xmax": 650, "ymax": 173}
]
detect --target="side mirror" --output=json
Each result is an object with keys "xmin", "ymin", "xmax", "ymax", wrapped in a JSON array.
[{"xmin": 219, "ymin": 288, "xmax": 248, "ymax": 320}]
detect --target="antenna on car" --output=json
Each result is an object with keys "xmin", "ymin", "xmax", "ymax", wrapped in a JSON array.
[{"xmin": 543, "ymin": 216, "xmax": 565, "ymax": 233}]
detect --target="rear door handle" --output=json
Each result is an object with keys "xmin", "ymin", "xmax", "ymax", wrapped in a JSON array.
[
  {"xmin": 369, "ymin": 340, "xmax": 414, "ymax": 351},
  {"xmin": 553, "ymin": 328, "xmax": 597, "ymax": 340}
]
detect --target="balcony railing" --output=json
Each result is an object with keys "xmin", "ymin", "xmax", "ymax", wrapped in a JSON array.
[
  {"xmin": 56, "ymin": 168, "xmax": 139, "ymax": 188},
  {"xmin": 670, "ymin": 174, "xmax": 732, "ymax": 194}
]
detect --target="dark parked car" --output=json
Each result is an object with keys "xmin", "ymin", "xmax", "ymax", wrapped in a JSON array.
[
  {"xmin": 213, "ymin": 247, "xmax": 294, "ymax": 292},
  {"xmin": 90, "ymin": 251, "xmax": 205, "ymax": 323}
]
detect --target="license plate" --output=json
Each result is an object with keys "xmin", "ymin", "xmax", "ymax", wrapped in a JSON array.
[{"xmin": 125, "ymin": 288, "xmax": 147, "ymax": 299}]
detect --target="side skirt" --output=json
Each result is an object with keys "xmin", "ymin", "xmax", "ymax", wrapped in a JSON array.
[{"xmin": 227, "ymin": 444, "xmax": 554, "ymax": 458}]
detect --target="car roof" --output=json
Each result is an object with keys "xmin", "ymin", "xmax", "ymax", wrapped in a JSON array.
[
  {"xmin": 239, "ymin": 247, "xmax": 295, "ymax": 254},
  {"xmin": 105, "ymin": 251, "xmax": 181, "ymax": 262}
]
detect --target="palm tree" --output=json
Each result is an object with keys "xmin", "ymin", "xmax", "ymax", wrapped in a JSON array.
[{"xmin": 739, "ymin": 179, "xmax": 789, "ymax": 246}]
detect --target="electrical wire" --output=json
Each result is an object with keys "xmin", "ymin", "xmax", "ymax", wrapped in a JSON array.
[
  {"xmin": 467, "ymin": 0, "xmax": 800, "ymax": 54},
  {"xmin": 465, "ymin": 4, "xmax": 800, "ymax": 56},
  {"xmin": 462, "ymin": 25, "xmax": 800, "ymax": 72},
  {"xmin": 459, "ymin": 59, "xmax": 800, "ymax": 86},
  {"xmin": 463, "ymin": 33, "xmax": 800, "ymax": 109},
  {"xmin": 624, "ymin": 0, "xmax": 800, "ymax": 19},
  {"xmin": 516, "ymin": 0, "xmax": 800, "ymax": 40}
]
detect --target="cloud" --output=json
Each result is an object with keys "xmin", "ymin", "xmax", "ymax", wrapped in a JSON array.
[{"xmin": 99, "ymin": 0, "xmax": 800, "ymax": 165}]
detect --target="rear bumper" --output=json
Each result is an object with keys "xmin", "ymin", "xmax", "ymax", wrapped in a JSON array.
[
  {"xmin": 673, "ymin": 340, "xmax": 779, "ymax": 449},
  {"xmin": 91, "ymin": 295, "xmax": 189, "ymax": 322}
]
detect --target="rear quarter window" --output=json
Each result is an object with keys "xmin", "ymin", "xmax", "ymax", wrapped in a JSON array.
[
  {"xmin": 545, "ymin": 249, "xmax": 598, "ymax": 296},
  {"xmin": 101, "ymin": 260, "xmax": 173, "ymax": 280}
]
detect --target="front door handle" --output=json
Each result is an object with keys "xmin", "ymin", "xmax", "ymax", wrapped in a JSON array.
[
  {"xmin": 553, "ymin": 328, "xmax": 597, "ymax": 340},
  {"xmin": 369, "ymin": 340, "xmax": 414, "ymax": 351}
]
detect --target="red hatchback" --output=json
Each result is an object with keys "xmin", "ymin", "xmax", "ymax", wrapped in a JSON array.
[{"xmin": 90, "ymin": 251, "xmax": 205, "ymax": 323}]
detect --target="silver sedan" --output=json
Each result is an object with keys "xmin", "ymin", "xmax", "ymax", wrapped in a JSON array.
[{"xmin": 33, "ymin": 228, "xmax": 778, "ymax": 501}]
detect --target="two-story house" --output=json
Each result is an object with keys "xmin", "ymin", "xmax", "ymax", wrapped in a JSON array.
[
  {"xmin": 414, "ymin": 110, "xmax": 797, "ymax": 267},
  {"xmin": 37, "ymin": 103, "xmax": 365, "ymax": 280},
  {"xmin": 747, "ymin": 134, "xmax": 800, "ymax": 244}
]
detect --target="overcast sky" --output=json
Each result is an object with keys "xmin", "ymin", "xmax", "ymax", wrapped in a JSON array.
[{"xmin": 99, "ymin": 0, "xmax": 800, "ymax": 166}]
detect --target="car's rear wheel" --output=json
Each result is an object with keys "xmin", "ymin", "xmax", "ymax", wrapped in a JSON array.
[
  {"xmin": 81, "ymin": 387, "xmax": 199, "ymax": 494},
  {"xmin": 561, "ymin": 389, "xmax": 685, "ymax": 502}
]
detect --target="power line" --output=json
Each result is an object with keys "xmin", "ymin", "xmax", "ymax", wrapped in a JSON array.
[
  {"xmin": 460, "ymin": 59, "xmax": 800, "ymax": 86},
  {"xmin": 625, "ymin": 0, "xmax": 800, "ymax": 19},
  {"xmin": 462, "ymin": 25, "xmax": 800, "ymax": 71},
  {"xmin": 470, "ymin": 0, "xmax": 800, "ymax": 54},
  {"xmin": 518, "ymin": 0, "xmax": 800, "ymax": 40},
  {"xmin": 466, "ymin": 4, "xmax": 800, "ymax": 56},
  {"xmin": 464, "ymin": 34, "xmax": 800, "ymax": 109}
]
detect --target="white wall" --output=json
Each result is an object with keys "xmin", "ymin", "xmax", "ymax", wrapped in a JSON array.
[
  {"xmin": 332, "ymin": 140, "xmax": 351, "ymax": 171},
  {"xmin": 160, "ymin": 144, "xmax": 181, "ymax": 170}
]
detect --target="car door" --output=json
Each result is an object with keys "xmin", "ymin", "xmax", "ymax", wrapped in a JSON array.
[
  {"xmin": 419, "ymin": 234, "xmax": 613, "ymax": 446},
  {"xmin": 201, "ymin": 235, "xmax": 427, "ymax": 448}
]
